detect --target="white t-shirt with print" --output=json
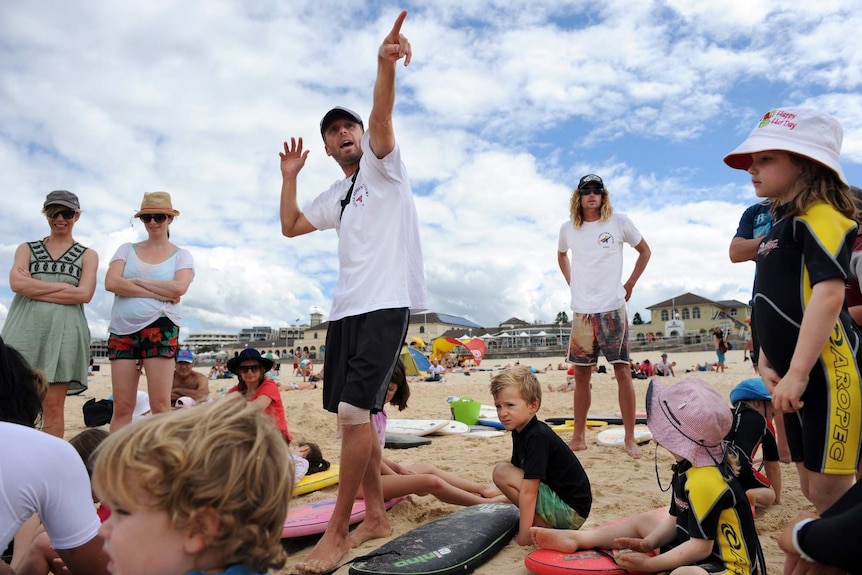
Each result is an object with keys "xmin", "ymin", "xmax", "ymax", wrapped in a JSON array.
[
  {"xmin": 0, "ymin": 422, "xmax": 101, "ymax": 551},
  {"xmin": 558, "ymin": 213, "xmax": 643, "ymax": 314},
  {"xmin": 303, "ymin": 132, "xmax": 427, "ymax": 321}
]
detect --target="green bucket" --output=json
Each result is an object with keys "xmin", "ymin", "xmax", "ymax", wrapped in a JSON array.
[{"xmin": 450, "ymin": 398, "xmax": 481, "ymax": 425}]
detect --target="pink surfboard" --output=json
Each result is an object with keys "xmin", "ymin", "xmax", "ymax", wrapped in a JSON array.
[{"xmin": 282, "ymin": 496, "xmax": 405, "ymax": 539}]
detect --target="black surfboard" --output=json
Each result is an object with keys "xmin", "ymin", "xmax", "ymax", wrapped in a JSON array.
[
  {"xmin": 384, "ymin": 432, "xmax": 432, "ymax": 449},
  {"xmin": 349, "ymin": 503, "xmax": 519, "ymax": 575}
]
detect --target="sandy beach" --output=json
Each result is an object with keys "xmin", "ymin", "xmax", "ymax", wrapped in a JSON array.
[{"xmin": 65, "ymin": 349, "xmax": 805, "ymax": 574}]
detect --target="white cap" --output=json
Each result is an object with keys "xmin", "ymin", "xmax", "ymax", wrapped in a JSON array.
[{"xmin": 724, "ymin": 107, "xmax": 847, "ymax": 186}]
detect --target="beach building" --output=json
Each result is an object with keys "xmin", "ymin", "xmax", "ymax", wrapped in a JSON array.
[
  {"xmin": 628, "ymin": 292, "xmax": 750, "ymax": 346},
  {"xmin": 184, "ymin": 332, "xmax": 240, "ymax": 352}
]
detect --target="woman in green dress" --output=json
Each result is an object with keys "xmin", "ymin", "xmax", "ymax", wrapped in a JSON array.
[{"xmin": 2, "ymin": 190, "xmax": 98, "ymax": 437}]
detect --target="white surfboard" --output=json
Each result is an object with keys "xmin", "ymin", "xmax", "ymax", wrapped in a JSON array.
[
  {"xmin": 596, "ymin": 425, "xmax": 652, "ymax": 447},
  {"xmin": 430, "ymin": 420, "xmax": 470, "ymax": 435},
  {"xmin": 468, "ymin": 429, "xmax": 505, "ymax": 438},
  {"xmin": 386, "ymin": 419, "xmax": 449, "ymax": 437},
  {"xmin": 479, "ymin": 404, "xmax": 499, "ymax": 420}
]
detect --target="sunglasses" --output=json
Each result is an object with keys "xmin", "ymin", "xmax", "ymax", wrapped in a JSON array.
[
  {"xmin": 239, "ymin": 364, "xmax": 261, "ymax": 373},
  {"xmin": 140, "ymin": 214, "xmax": 169, "ymax": 223},
  {"xmin": 48, "ymin": 209, "xmax": 77, "ymax": 219},
  {"xmin": 578, "ymin": 188, "xmax": 604, "ymax": 196}
]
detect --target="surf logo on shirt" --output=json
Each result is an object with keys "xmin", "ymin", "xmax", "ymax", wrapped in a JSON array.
[
  {"xmin": 719, "ymin": 521, "xmax": 750, "ymax": 571},
  {"xmin": 757, "ymin": 239, "xmax": 779, "ymax": 257},
  {"xmin": 825, "ymin": 325, "xmax": 858, "ymax": 470},
  {"xmin": 352, "ymin": 182, "xmax": 369, "ymax": 210},
  {"xmin": 597, "ymin": 232, "xmax": 615, "ymax": 248}
]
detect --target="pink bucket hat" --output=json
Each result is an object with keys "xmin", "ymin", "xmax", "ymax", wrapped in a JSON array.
[
  {"xmin": 724, "ymin": 107, "xmax": 847, "ymax": 186},
  {"xmin": 646, "ymin": 377, "xmax": 731, "ymax": 467}
]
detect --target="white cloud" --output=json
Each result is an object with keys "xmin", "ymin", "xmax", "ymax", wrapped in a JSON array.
[{"xmin": 1, "ymin": 0, "xmax": 860, "ymax": 339}]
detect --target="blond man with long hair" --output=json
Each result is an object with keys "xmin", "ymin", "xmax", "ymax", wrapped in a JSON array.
[{"xmin": 557, "ymin": 174, "xmax": 651, "ymax": 459}]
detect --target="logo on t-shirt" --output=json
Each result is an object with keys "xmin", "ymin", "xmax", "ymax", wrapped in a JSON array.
[
  {"xmin": 758, "ymin": 239, "xmax": 779, "ymax": 257},
  {"xmin": 597, "ymin": 232, "xmax": 615, "ymax": 247},
  {"xmin": 352, "ymin": 182, "xmax": 369, "ymax": 209}
]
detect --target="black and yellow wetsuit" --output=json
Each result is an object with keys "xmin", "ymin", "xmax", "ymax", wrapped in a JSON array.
[
  {"xmin": 753, "ymin": 200, "xmax": 862, "ymax": 474},
  {"xmin": 668, "ymin": 461, "xmax": 765, "ymax": 575}
]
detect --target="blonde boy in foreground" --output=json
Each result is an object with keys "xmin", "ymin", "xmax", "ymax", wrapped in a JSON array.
[
  {"xmin": 491, "ymin": 366, "xmax": 592, "ymax": 545},
  {"xmin": 91, "ymin": 395, "xmax": 293, "ymax": 575}
]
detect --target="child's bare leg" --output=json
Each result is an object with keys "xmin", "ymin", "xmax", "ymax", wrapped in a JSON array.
[
  {"xmin": 409, "ymin": 463, "xmax": 502, "ymax": 498},
  {"xmin": 748, "ymin": 486, "xmax": 776, "ymax": 508},
  {"xmin": 532, "ymin": 510, "xmax": 664, "ymax": 552},
  {"xmin": 492, "ymin": 462, "xmax": 523, "ymax": 505}
]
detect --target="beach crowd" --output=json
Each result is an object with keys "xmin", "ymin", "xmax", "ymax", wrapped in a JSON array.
[{"xmin": 4, "ymin": 9, "xmax": 862, "ymax": 575}]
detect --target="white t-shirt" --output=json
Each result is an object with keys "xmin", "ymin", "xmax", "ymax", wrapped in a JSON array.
[
  {"xmin": 108, "ymin": 243, "xmax": 195, "ymax": 334},
  {"xmin": 0, "ymin": 422, "xmax": 101, "ymax": 551},
  {"xmin": 303, "ymin": 132, "xmax": 427, "ymax": 321},
  {"xmin": 558, "ymin": 213, "xmax": 643, "ymax": 314}
]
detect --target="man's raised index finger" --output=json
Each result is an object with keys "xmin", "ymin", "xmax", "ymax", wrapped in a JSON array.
[{"xmin": 389, "ymin": 10, "xmax": 407, "ymax": 36}]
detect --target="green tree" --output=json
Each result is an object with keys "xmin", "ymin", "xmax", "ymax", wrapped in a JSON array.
[
  {"xmin": 632, "ymin": 312, "xmax": 644, "ymax": 325},
  {"xmin": 554, "ymin": 311, "xmax": 569, "ymax": 325}
]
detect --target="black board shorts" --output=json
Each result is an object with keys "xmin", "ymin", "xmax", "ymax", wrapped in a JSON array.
[{"xmin": 322, "ymin": 308, "xmax": 409, "ymax": 414}]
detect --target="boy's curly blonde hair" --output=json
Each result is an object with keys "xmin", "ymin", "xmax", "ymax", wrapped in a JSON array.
[
  {"xmin": 489, "ymin": 365, "xmax": 542, "ymax": 407},
  {"xmin": 92, "ymin": 394, "xmax": 293, "ymax": 573}
]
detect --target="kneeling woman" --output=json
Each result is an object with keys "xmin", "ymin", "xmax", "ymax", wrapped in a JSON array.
[{"xmin": 227, "ymin": 348, "xmax": 292, "ymax": 442}]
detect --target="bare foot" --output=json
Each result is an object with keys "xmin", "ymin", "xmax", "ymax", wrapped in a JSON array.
[
  {"xmin": 348, "ymin": 517, "xmax": 391, "ymax": 548},
  {"xmin": 547, "ymin": 383, "xmax": 554, "ymax": 392},
  {"xmin": 489, "ymin": 494, "xmax": 511, "ymax": 504},
  {"xmin": 480, "ymin": 483, "xmax": 503, "ymax": 498},
  {"xmin": 624, "ymin": 438, "xmax": 643, "ymax": 459},
  {"xmin": 530, "ymin": 526, "xmax": 580, "ymax": 552},
  {"xmin": 568, "ymin": 437, "xmax": 587, "ymax": 451},
  {"xmin": 295, "ymin": 530, "xmax": 351, "ymax": 574}
]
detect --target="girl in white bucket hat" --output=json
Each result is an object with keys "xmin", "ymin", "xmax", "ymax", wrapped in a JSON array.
[{"xmin": 725, "ymin": 107, "xmax": 862, "ymax": 515}]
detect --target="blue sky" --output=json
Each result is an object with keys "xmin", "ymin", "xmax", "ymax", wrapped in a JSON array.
[{"xmin": 2, "ymin": 1, "xmax": 861, "ymax": 339}]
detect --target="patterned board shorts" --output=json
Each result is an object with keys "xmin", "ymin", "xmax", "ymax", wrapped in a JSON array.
[
  {"xmin": 535, "ymin": 482, "xmax": 587, "ymax": 530},
  {"xmin": 566, "ymin": 306, "xmax": 629, "ymax": 365},
  {"xmin": 108, "ymin": 316, "xmax": 179, "ymax": 360}
]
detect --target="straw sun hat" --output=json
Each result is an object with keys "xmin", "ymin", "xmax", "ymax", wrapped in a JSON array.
[{"xmin": 134, "ymin": 191, "xmax": 180, "ymax": 218}]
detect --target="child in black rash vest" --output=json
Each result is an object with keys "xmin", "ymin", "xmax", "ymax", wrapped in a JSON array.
[
  {"xmin": 779, "ymin": 479, "xmax": 862, "ymax": 573},
  {"xmin": 725, "ymin": 378, "xmax": 781, "ymax": 510},
  {"xmin": 490, "ymin": 365, "xmax": 592, "ymax": 546}
]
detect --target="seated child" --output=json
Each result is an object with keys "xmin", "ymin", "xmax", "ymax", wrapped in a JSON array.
[
  {"xmin": 91, "ymin": 395, "xmax": 293, "ymax": 575},
  {"xmin": 725, "ymin": 378, "xmax": 781, "ymax": 509},
  {"xmin": 290, "ymin": 441, "xmax": 330, "ymax": 484},
  {"xmin": 531, "ymin": 377, "xmax": 765, "ymax": 575},
  {"xmin": 779, "ymin": 479, "xmax": 862, "ymax": 574},
  {"xmin": 9, "ymin": 428, "xmax": 112, "ymax": 575},
  {"xmin": 367, "ymin": 359, "xmax": 507, "ymax": 506},
  {"xmin": 639, "ymin": 359, "xmax": 654, "ymax": 377},
  {"xmin": 490, "ymin": 366, "xmax": 592, "ymax": 545}
]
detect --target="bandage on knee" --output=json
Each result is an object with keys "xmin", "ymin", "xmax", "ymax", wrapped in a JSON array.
[{"xmin": 337, "ymin": 402, "xmax": 370, "ymax": 426}]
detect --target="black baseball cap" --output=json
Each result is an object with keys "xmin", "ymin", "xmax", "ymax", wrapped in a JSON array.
[
  {"xmin": 577, "ymin": 174, "xmax": 604, "ymax": 189},
  {"xmin": 320, "ymin": 107, "xmax": 364, "ymax": 137}
]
